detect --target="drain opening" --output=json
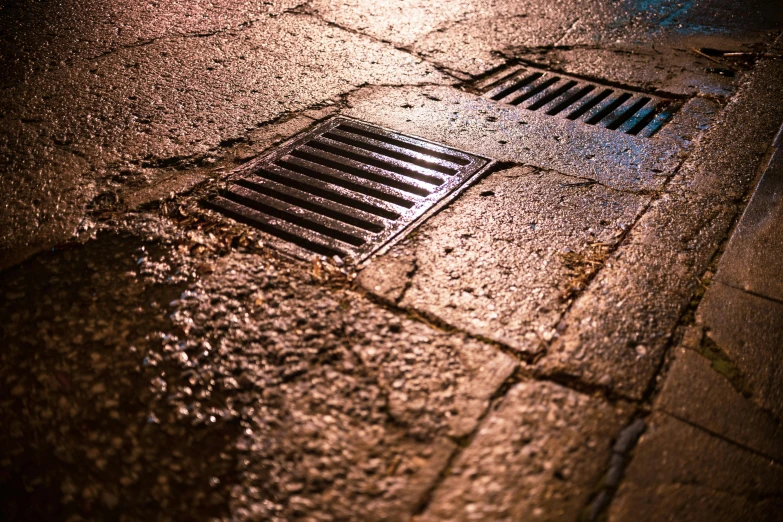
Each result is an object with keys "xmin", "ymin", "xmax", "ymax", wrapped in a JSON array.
[
  {"xmin": 206, "ymin": 117, "xmax": 492, "ymax": 261},
  {"xmin": 478, "ymin": 64, "xmax": 682, "ymax": 137}
]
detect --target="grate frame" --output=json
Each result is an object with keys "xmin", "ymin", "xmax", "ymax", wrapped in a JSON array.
[
  {"xmin": 207, "ymin": 117, "xmax": 494, "ymax": 263},
  {"xmin": 477, "ymin": 64, "xmax": 683, "ymax": 137}
]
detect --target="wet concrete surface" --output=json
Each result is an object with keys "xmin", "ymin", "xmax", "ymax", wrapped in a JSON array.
[
  {"xmin": 0, "ymin": 1, "xmax": 307, "ymax": 88},
  {"xmin": 166, "ymin": 252, "xmax": 516, "ymax": 521},
  {"xmin": 608, "ymin": 412, "xmax": 783, "ymax": 522},
  {"xmin": 657, "ymin": 347, "xmax": 783, "ymax": 462},
  {"xmin": 419, "ymin": 381, "xmax": 630, "ymax": 522},
  {"xmin": 2, "ymin": 0, "xmax": 780, "ymax": 268},
  {"xmin": 3, "ymin": 0, "xmax": 783, "ymax": 521},
  {"xmin": 358, "ymin": 165, "xmax": 648, "ymax": 356},
  {"xmin": 712, "ymin": 139, "xmax": 783, "ymax": 302},
  {"xmin": 1, "ymin": 212, "xmax": 518, "ymax": 521},
  {"xmin": 0, "ymin": 230, "xmax": 238, "ymax": 521},
  {"xmin": 310, "ymin": 0, "xmax": 782, "ymax": 77}
]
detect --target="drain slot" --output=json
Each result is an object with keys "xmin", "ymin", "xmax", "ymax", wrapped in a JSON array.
[
  {"xmin": 275, "ymin": 158, "xmax": 416, "ymax": 208},
  {"xmin": 335, "ymin": 124, "xmax": 473, "ymax": 165},
  {"xmin": 207, "ymin": 117, "xmax": 492, "ymax": 261},
  {"xmin": 248, "ymin": 169, "xmax": 402, "ymax": 220},
  {"xmin": 233, "ymin": 178, "xmax": 386, "ymax": 233},
  {"xmin": 567, "ymin": 89, "xmax": 612, "ymax": 121},
  {"xmin": 546, "ymin": 85, "xmax": 594, "ymax": 115},
  {"xmin": 289, "ymin": 148, "xmax": 432, "ymax": 197},
  {"xmin": 222, "ymin": 186, "xmax": 369, "ymax": 246},
  {"xmin": 479, "ymin": 64, "xmax": 682, "ymax": 137},
  {"xmin": 586, "ymin": 93, "xmax": 632, "ymax": 125},
  {"xmin": 529, "ymin": 80, "xmax": 578, "ymax": 111},
  {"xmin": 606, "ymin": 97, "xmax": 652, "ymax": 130},
  {"xmin": 307, "ymin": 137, "xmax": 447, "ymax": 185},
  {"xmin": 322, "ymin": 130, "xmax": 459, "ymax": 175},
  {"xmin": 491, "ymin": 72, "xmax": 543, "ymax": 101},
  {"xmin": 510, "ymin": 76, "xmax": 560, "ymax": 106}
]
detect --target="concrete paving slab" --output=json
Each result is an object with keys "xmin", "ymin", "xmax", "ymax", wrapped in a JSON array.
[
  {"xmin": 608, "ymin": 412, "xmax": 783, "ymax": 522},
  {"xmin": 358, "ymin": 165, "xmax": 648, "ymax": 356},
  {"xmin": 657, "ymin": 347, "xmax": 783, "ymax": 463},
  {"xmin": 698, "ymin": 281, "xmax": 783, "ymax": 422},
  {"xmin": 418, "ymin": 381, "xmax": 630, "ymax": 522},
  {"xmin": 0, "ymin": 218, "xmax": 517, "ymax": 521},
  {"xmin": 714, "ymin": 144, "xmax": 783, "ymax": 302},
  {"xmin": 344, "ymin": 84, "xmax": 704, "ymax": 192}
]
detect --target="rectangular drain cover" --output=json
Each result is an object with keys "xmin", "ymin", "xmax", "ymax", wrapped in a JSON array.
[
  {"xmin": 477, "ymin": 64, "xmax": 682, "ymax": 137},
  {"xmin": 207, "ymin": 117, "xmax": 492, "ymax": 261}
]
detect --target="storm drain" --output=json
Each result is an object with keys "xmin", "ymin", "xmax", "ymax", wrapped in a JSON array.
[
  {"xmin": 477, "ymin": 64, "xmax": 682, "ymax": 137},
  {"xmin": 207, "ymin": 117, "xmax": 492, "ymax": 261}
]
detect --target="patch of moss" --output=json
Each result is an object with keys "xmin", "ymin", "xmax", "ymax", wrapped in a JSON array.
[{"xmin": 698, "ymin": 335, "xmax": 753, "ymax": 398}]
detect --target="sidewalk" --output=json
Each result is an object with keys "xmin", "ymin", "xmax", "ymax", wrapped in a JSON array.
[{"xmin": 1, "ymin": 1, "xmax": 782, "ymax": 521}]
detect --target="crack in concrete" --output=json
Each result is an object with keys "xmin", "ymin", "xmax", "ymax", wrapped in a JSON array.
[
  {"xmin": 359, "ymin": 282, "xmax": 533, "ymax": 367},
  {"xmin": 83, "ymin": 2, "xmax": 313, "ymax": 62},
  {"xmin": 534, "ymin": 370, "xmax": 644, "ymax": 404},
  {"xmin": 294, "ymin": 7, "xmax": 470, "ymax": 82},
  {"xmin": 583, "ymin": 416, "xmax": 647, "ymax": 522},
  {"xmin": 552, "ymin": 17, "xmax": 582, "ymax": 47},
  {"xmin": 393, "ymin": 257, "xmax": 419, "ymax": 307},
  {"xmin": 662, "ymin": 411, "xmax": 782, "ymax": 466},
  {"xmin": 408, "ymin": 363, "xmax": 526, "ymax": 519}
]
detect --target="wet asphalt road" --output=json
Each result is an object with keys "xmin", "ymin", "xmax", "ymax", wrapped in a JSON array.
[{"xmin": 2, "ymin": 1, "xmax": 783, "ymax": 521}]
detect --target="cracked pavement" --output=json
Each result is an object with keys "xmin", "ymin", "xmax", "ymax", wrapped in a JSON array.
[{"xmin": 2, "ymin": 1, "xmax": 783, "ymax": 521}]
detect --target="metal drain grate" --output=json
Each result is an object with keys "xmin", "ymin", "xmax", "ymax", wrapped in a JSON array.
[
  {"xmin": 207, "ymin": 117, "xmax": 492, "ymax": 261},
  {"xmin": 478, "ymin": 64, "xmax": 682, "ymax": 137}
]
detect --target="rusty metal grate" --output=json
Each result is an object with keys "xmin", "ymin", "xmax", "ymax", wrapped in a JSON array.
[
  {"xmin": 477, "ymin": 64, "xmax": 682, "ymax": 137},
  {"xmin": 206, "ymin": 117, "xmax": 492, "ymax": 261}
]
